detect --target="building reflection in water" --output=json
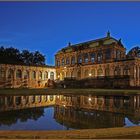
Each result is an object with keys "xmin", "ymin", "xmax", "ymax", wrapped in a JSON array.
[
  {"xmin": 54, "ymin": 94, "xmax": 140, "ymax": 129},
  {"xmin": 0, "ymin": 94, "xmax": 140, "ymax": 129}
]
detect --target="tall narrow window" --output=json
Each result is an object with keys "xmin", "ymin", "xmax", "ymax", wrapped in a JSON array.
[
  {"xmin": 90, "ymin": 53, "xmax": 95, "ymax": 63},
  {"xmin": 78, "ymin": 55, "xmax": 82, "ymax": 63},
  {"xmin": 66, "ymin": 57, "xmax": 69, "ymax": 65},
  {"xmin": 62, "ymin": 58, "xmax": 65, "ymax": 66},
  {"xmin": 71, "ymin": 56, "xmax": 75, "ymax": 64},
  {"xmin": 32, "ymin": 71, "xmax": 36, "ymax": 79},
  {"xmin": 50, "ymin": 72, "xmax": 54, "ymax": 80},
  {"xmin": 97, "ymin": 52, "xmax": 103, "ymax": 63},
  {"xmin": 106, "ymin": 49, "xmax": 111, "ymax": 60},
  {"xmin": 84, "ymin": 53, "xmax": 88, "ymax": 63},
  {"xmin": 39, "ymin": 71, "xmax": 42, "ymax": 80},
  {"xmin": 24, "ymin": 70, "xmax": 29, "ymax": 79},
  {"xmin": 16, "ymin": 69, "xmax": 22, "ymax": 79},
  {"xmin": 44, "ymin": 71, "xmax": 48, "ymax": 80},
  {"xmin": 0, "ymin": 68, "xmax": 5, "ymax": 78}
]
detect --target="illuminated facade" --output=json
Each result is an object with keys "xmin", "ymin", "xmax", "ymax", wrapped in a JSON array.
[
  {"xmin": 55, "ymin": 32, "xmax": 140, "ymax": 87},
  {"xmin": 0, "ymin": 64, "xmax": 56, "ymax": 88}
]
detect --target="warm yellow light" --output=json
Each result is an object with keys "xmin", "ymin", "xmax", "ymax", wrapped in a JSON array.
[
  {"xmin": 88, "ymin": 97, "xmax": 91, "ymax": 101},
  {"xmin": 58, "ymin": 75, "xmax": 60, "ymax": 78},
  {"xmin": 89, "ymin": 73, "xmax": 92, "ymax": 76},
  {"xmin": 64, "ymin": 66, "xmax": 67, "ymax": 69}
]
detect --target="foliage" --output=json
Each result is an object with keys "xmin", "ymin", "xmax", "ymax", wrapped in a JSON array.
[
  {"xmin": 127, "ymin": 46, "xmax": 140, "ymax": 58},
  {"xmin": 0, "ymin": 46, "xmax": 46, "ymax": 66}
]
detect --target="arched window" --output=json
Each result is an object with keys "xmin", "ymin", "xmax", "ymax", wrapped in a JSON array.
[
  {"xmin": 8, "ymin": 69, "xmax": 14, "ymax": 79},
  {"xmin": 50, "ymin": 72, "xmax": 54, "ymax": 80},
  {"xmin": 66, "ymin": 57, "xmax": 70, "ymax": 65},
  {"xmin": 44, "ymin": 71, "xmax": 48, "ymax": 80},
  {"xmin": 39, "ymin": 71, "xmax": 42, "ymax": 80},
  {"xmin": 24, "ymin": 70, "xmax": 29, "ymax": 79},
  {"xmin": 90, "ymin": 53, "xmax": 95, "ymax": 63},
  {"xmin": 84, "ymin": 69, "xmax": 89, "ymax": 77},
  {"xmin": 84, "ymin": 53, "xmax": 88, "ymax": 63},
  {"xmin": 32, "ymin": 71, "xmax": 36, "ymax": 79},
  {"xmin": 71, "ymin": 56, "xmax": 75, "ymax": 64},
  {"xmin": 97, "ymin": 68, "xmax": 103, "ymax": 76},
  {"xmin": 97, "ymin": 52, "xmax": 103, "ymax": 63},
  {"xmin": 78, "ymin": 55, "xmax": 82, "ymax": 63},
  {"xmin": 16, "ymin": 69, "xmax": 22, "ymax": 79},
  {"xmin": 123, "ymin": 66, "xmax": 130, "ymax": 76},
  {"xmin": 61, "ymin": 58, "xmax": 65, "ymax": 66},
  {"xmin": 114, "ymin": 67, "xmax": 121, "ymax": 76},
  {"xmin": 0, "ymin": 68, "xmax": 5, "ymax": 78},
  {"xmin": 91, "ymin": 69, "xmax": 95, "ymax": 77}
]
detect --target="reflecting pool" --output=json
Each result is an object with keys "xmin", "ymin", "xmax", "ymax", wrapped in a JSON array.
[{"xmin": 0, "ymin": 93, "xmax": 140, "ymax": 130}]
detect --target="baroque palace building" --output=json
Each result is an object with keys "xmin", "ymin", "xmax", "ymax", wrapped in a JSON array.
[
  {"xmin": 0, "ymin": 64, "xmax": 56, "ymax": 88},
  {"xmin": 55, "ymin": 32, "xmax": 140, "ymax": 87}
]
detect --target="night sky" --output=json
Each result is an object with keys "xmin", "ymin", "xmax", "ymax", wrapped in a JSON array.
[{"xmin": 0, "ymin": 2, "xmax": 140, "ymax": 65}]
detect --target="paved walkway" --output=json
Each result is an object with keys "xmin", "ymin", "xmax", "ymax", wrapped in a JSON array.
[{"xmin": 0, "ymin": 126, "xmax": 140, "ymax": 139}]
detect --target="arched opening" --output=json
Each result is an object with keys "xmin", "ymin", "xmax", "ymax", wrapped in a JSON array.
[
  {"xmin": 16, "ymin": 69, "xmax": 22, "ymax": 79},
  {"xmin": 0, "ymin": 68, "xmax": 5, "ymax": 79},
  {"xmin": 39, "ymin": 71, "xmax": 43, "ymax": 80},
  {"xmin": 77, "ymin": 70, "xmax": 81, "ymax": 79},
  {"xmin": 97, "ymin": 68, "xmax": 103, "ymax": 76},
  {"xmin": 84, "ymin": 69, "xmax": 89, "ymax": 78},
  {"xmin": 105, "ymin": 68, "xmax": 110, "ymax": 76},
  {"xmin": 123, "ymin": 66, "xmax": 130, "ymax": 76},
  {"xmin": 44, "ymin": 71, "xmax": 48, "ymax": 80},
  {"xmin": 114, "ymin": 67, "xmax": 121, "ymax": 76},
  {"xmin": 32, "ymin": 71, "xmax": 36, "ymax": 79},
  {"xmin": 50, "ymin": 72, "xmax": 54, "ymax": 80},
  {"xmin": 8, "ymin": 69, "xmax": 14, "ymax": 79},
  {"xmin": 91, "ymin": 69, "xmax": 95, "ymax": 77},
  {"xmin": 24, "ymin": 70, "xmax": 29, "ymax": 79}
]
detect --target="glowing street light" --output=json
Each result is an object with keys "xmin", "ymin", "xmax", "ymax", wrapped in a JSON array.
[
  {"xmin": 89, "ymin": 73, "xmax": 92, "ymax": 77},
  {"xmin": 88, "ymin": 97, "xmax": 91, "ymax": 101}
]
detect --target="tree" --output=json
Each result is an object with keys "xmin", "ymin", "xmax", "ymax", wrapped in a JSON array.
[
  {"xmin": 127, "ymin": 46, "xmax": 140, "ymax": 58},
  {"xmin": 0, "ymin": 46, "xmax": 46, "ymax": 66}
]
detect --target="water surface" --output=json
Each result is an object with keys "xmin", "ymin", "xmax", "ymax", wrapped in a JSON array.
[{"xmin": 0, "ymin": 93, "xmax": 140, "ymax": 130}]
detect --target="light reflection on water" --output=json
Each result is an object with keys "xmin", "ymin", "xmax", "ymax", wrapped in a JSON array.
[{"xmin": 0, "ymin": 93, "xmax": 140, "ymax": 130}]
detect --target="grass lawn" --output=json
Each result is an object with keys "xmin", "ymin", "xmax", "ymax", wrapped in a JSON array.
[{"xmin": 0, "ymin": 88, "xmax": 139, "ymax": 96}]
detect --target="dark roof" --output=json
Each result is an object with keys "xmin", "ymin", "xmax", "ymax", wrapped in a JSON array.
[{"xmin": 56, "ymin": 33, "xmax": 124, "ymax": 54}]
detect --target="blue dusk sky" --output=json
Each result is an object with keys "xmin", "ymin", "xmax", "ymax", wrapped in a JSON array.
[{"xmin": 0, "ymin": 2, "xmax": 140, "ymax": 65}]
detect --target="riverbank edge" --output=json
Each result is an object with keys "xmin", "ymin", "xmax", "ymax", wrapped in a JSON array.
[
  {"xmin": 0, "ymin": 88, "xmax": 140, "ymax": 95},
  {"xmin": 0, "ymin": 126, "xmax": 140, "ymax": 139}
]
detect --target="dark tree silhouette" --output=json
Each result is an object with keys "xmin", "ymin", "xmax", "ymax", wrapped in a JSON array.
[
  {"xmin": 0, "ymin": 46, "xmax": 46, "ymax": 66},
  {"xmin": 127, "ymin": 46, "xmax": 140, "ymax": 58}
]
